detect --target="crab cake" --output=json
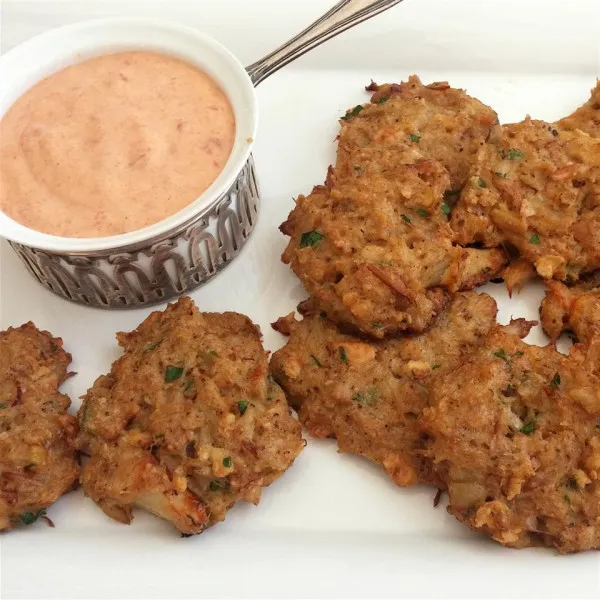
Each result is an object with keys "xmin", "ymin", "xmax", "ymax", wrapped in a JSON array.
[
  {"xmin": 78, "ymin": 297, "xmax": 303, "ymax": 535},
  {"xmin": 451, "ymin": 118, "xmax": 600, "ymax": 281},
  {"xmin": 337, "ymin": 76, "xmax": 498, "ymax": 190},
  {"xmin": 557, "ymin": 81, "xmax": 600, "ymax": 138},
  {"xmin": 540, "ymin": 271, "xmax": 600, "ymax": 344},
  {"xmin": 0, "ymin": 323, "xmax": 78, "ymax": 531},
  {"xmin": 281, "ymin": 166, "xmax": 506, "ymax": 338},
  {"xmin": 420, "ymin": 323, "xmax": 600, "ymax": 553},
  {"xmin": 270, "ymin": 292, "xmax": 498, "ymax": 488}
]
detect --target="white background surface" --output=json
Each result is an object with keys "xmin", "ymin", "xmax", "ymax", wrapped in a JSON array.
[{"xmin": 1, "ymin": 0, "xmax": 600, "ymax": 598}]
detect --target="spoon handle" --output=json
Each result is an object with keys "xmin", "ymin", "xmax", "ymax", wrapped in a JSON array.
[{"xmin": 246, "ymin": 0, "xmax": 404, "ymax": 86}]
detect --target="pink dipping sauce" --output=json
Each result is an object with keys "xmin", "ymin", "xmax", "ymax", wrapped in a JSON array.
[{"xmin": 0, "ymin": 51, "xmax": 236, "ymax": 238}]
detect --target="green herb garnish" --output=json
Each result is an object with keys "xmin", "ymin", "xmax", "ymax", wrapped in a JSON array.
[
  {"xmin": 514, "ymin": 351, "xmax": 524, "ymax": 357},
  {"xmin": 184, "ymin": 380, "xmax": 195, "ymax": 392},
  {"xmin": 416, "ymin": 207, "xmax": 430, "ymax": 218},
  {"xmin": 529, "ymin": 233, "xmax": 541, "ymax": 245},
  {"xmin": 502, "ymin": 148, "xmax": 524, "ymax": 160},
  {"xmin": 440, "ymin": 203, "xmax": 451, "ymax": 216},
  {"xmin": 353, "ymin": 386, "xmax": 379, "ymax": 406},
  {"xmin": 339, "ymin": 347, "xmax": 348, "ymax": 364},
  {"xmin": 341, "ymin": 105, "xmax": 364, "ymax": 121},
  {"xmin": 493, "ymin": 348, "xmax": 508, "ymax": 361},
  {"xmin": 209, "ymin": 479, "xmax": 228, "ymax": 492},
  {"xmin": 20, "ymin": 509, "xmax": 46, "ymax": 525},
  {"xmin": 208, "ymin": 350, "xmax": 218, "ymax": 357},
  {"xmin": 519, "ymin": 421, "xmax": 536, "ymax": 435},
  {"xmin": 401, "ymin": 214, "xmax": 412, "ymax": 224},
  {"xmin": 300, "ymin": 231, "xmax": 325, "ymax": 248},
  {"xmin": 494, "ymin": 171, "xmax": 508, "ymax": 179},
  {"xmin": 238, "ymin": 400, "xmax": 249, "ymax": 415},
  {"xmin": 550, "ymin": 372, "xmax": 561, "ymax": 389},
  {"xmin": 409, "ymin": 134, "xmax": 421, "ymax": 143},
  {"xmin": 371, "ymin": 322, "xmax": 383, "ymax": 329},
  {"xmin": 311, "ymin": 355, "xmax": 322, "ymax": 367},
  {"xmin": 432, "ymin": 364, "xmax": 441, "ymax": 370},
  {"xmin": 223, "ymin": 457, "xmax": 232, "ymax": 468},
  {"xmin": 477, "ymin": 178, "xmax": 487, "ymax": 188},
  {"xmin": 353, "ymin": 165, "xmax": 363, "ymax": 173},
  {"xmin": 146, "ymin": 341, "xmax": 161, "ymax": 351},
  {"xmin": 165, "ymin": 365, "xmax": 184, "ymax": 383},
  {"xmin": 0, "ymin": 403, "xmax": 6, "ymax": 410},
  {"xmin": 377, "ymin": 96, "xmax": 389, "ymax": 104}
]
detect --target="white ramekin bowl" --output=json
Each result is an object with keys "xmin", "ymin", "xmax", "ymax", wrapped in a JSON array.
[{"xmin": 0, "ymin": 18, "xmax": 259, "ymax": 308}]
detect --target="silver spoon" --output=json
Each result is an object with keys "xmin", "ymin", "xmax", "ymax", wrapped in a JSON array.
[{"xmin": 246, "ymin": 0, "xmax": 405, "ymax": 85}]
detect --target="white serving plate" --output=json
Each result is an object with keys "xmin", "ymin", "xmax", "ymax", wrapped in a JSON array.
[{"xmin": 1, "ymin": 0, "xmax": 599, "ymax": 598}]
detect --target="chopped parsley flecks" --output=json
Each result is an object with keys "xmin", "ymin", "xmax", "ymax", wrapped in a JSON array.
[
  {"xmin": 353, "ymin": 165, "xmax": 363, "ymax": 174},
  {"xmin": 371, "ymin": 322, "xmax": 384, "ymax": 329},
  {"xmin": 529, "ymin": 233, "xmax": 541, "ymax": 245},
  {"xmin": 432, "ymin": 364, "xmax": 442, "ymax": 370},
  {"xmin": 477, "ymin": 178, "xmax": 487, "ymax": 188},
  {"xmin": 209, "ymin": 479, "xmax": 228, "ymax": 492},
  {"xmin": 416, "ymin": 207, "xmax": 430, "ymax": 218},
  {"xmin": 409, "ymin": 133, "xmax": 421, "ymax": 143},
  {"xmin": 377, "ymin": 261, "xmax": 393, "ymax": 267},
  {"xmin": 300, "ymin": 230, "xmax": 325, "ymax": 248},
  {"xmin": 146, "ymin": 341, "xmax": 162, "ymax": 351},
  {"xmin": 501, "ymin": 148, "xmax": 524, "ymax": 160},
  {"xmin": 377, "ymin": 96, "xmax": 389, "ymax": 104},
  {"xmin": 222, "ymin": 457, "xmax": 232, "ymax": 468},
  {"xmin": 440, "ymin": 203, "xmax": 451, "ymax": 216},
  {"xmin": 494, "ymin": 171, "xmax": 509, "ymax": 179},
  {"xmin": 514, "ymin": 351, "xmax": 524, "ymax": 357},
  {"xmin": 184, "ymin": 380, "xmax": 195, "ymax": 392},
  {"xmin": 493, "ymin": 348, "xmax": 508, "ymax": 361},
  {"xmin": 401, "ymin": 214, "xmax": 412, "ymax": 224},
  {"xmin": 237, "ymin": 400, "xmax": 249, "ymax": 415},
  {"xmin": 165, "ymin": 365, "xmax": 184, "ymax": 383},
  {"xmin": 550, "ymin": 372, "xmax": 561, "ymax": 390},
  {"xmin": 339, "ymin": 347, "xmax": 348, "ymax": 364},
  {"xmin": 353, "ymin": 386, "xmax": 379, "ymax": 406},
  {"xmin": 20, "ymin": 509, "xmax": 46, "ymax": 525},
  {"xmin": 567, "ymin": 477, "xmax": 578, "ymax": 489},
  {"xmin": 310, "ymin": 355, "xmax": 322, "ymax": 367},
  {"xmin": 208, "ymin": 349, "xmax": 218, "ymax": 357},
  {"xmin": 519, "ymin": 421, "xmax": 536, "ymax": 435},
  {"xmin": 341, "ymin": 105, "xmax": 364, "ymax": 121},
  {"xmin": 0, "ymin": 403, "xmax": 6, "ymax": 410}
]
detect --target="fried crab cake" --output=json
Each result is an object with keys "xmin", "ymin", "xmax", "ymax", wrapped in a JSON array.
[
  {"xmin": 337, "ymin": 76, "xmax": 498, "ymax": 190},
  {"xmin": 281, "ymin": 164, "xmax": 506, "ymax": 338},
  {"xmin": 540, "ymin": 271, "xmax": 600, "ymax": 344},
  {"xmin": 78, "ymin": 297, "xmax": 303, "ymax": 535},
  {"xmin": 270, "ymin": 291, "xmax": 498, "ymax": 488},
  {"xmin": 420, "ymin": 323, "xmax": 600, "ymax": 553},
  {"xmin": 451, "ymin": 118, "xmax": 600, "ymax": 281},
  {"xmin": 557, "ymin": 81, "xmax": 600, "ymax": 139},
  {"xmin": 0, "ymin": 323, "xmax": 78, "ymax": 531}
]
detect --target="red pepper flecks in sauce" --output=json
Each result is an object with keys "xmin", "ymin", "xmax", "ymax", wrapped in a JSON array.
[{"xmin": 0, "ymin": 51, "xmax": 236, "ymax": 237}]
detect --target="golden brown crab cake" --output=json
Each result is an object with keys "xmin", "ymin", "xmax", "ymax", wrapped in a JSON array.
[
  {"xmin": 420, "ymin": 323, "xmax": 600, "ymax": 553},
  {"xmin": 557, "ymin": 81, "xmax": 600, "ymax": 138},
  {"xmin": 281, "ymin": 165, "xmax": 506, "ymax": 338},
  {"xmin": 540, "ymin": 271, "xmax": 600, "ymax": 344},
  {"xmin": 0, "ymin": 323, "xmax": 79, "ymax": 531},
  {"xmin": 270, "ymin": 291, "xmax": 498, "ymax": 488},
  {"xmin": 336, "ymin": 76, "xmax": 498, "ymax": 190},
  {"xmin": 78, "ymin": 297, "xmax": 303, "ymax": 535},
  {"xmin": 451, "ymin": 118, "xmax": 600, "ymax": 281}
]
